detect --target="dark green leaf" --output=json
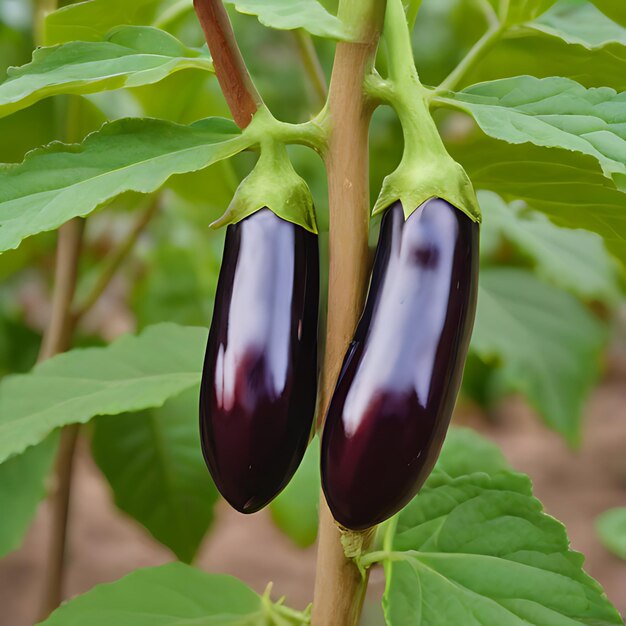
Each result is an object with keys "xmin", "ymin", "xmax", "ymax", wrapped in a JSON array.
[
  {"xmin": 478, "ymin": 190, "xmax": 621, "ymax": 303},
  {"xmin": 383, "ymin": 447, "xmax": 621, "ymax": 625},
  {"xmin": 471, "ymin": 268, "xmax": 607, "ymax": 443},
  {"xmin": 92, "ymin": 386, "xmax": 218, "ymax": 563},
  {"xmin": 0, "ymin": 434, "xmax": 58, "ymax": 558},
  {"xmin": 270, "ymin": 437, "xmax": 320, "ymax": 548}
]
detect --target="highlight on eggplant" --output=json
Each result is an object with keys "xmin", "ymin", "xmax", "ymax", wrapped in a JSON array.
[
  {"xmin": 200, "ymin": 208, "xmax": 319, "ymax": 514},
  {"xmin": 321, "ymin": 198, "xmax": 479, "ymax": 530}
]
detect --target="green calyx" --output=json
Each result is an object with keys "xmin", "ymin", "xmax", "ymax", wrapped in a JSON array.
[
  {"xmin": 372, "ymin": 0, "xmax": 481, "ymax": 223},
  {"xmin": 372, "ymin": 85, "xmax": 481, "ymax": 223},
  {"xmin": 211, "ymin": 138, "xmax": 318, "ymax": 233}
]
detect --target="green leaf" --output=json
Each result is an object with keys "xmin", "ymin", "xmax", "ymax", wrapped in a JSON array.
[
  {"xmin": 430, "ymin": 427, "xmax": 511, "ymax": 482},
  {"xmin": 439, "ymin": 76, "xmax": 626, "ymax": 192},
  {"xmin": 382, "ymin": 469, "xmax": 622, "ymax": 625},
  {"xmin": 524, "ymin": 0, "xmax": 626, "ymax": 49},
  {"xmin": 0, "ymin": 116, "xmax": 249, "ymax": 254},
  {"xmin": 467, "ymin": 29, "xmax": 626, "ymax": 91},
  {"xmin": 0, "ymin": 26, "xmax": 212, "ymax": 120},
  {"xmin": 224, "ymin": 0, "xmax": 353, "ymax": 40},
  {"xmin": 40, "ymin": 562, "xmax": 307, "ymax": 625},
  {"xmin": 44, "ymin": 0, "xmax": 162, "ymax": 45},
  {"xmin": 471, "ymin": 268, "xmax": 607, "ymax": 443},
  {"xmin": 270, "ymin": 437, "xmax": 320, "ymax": 548},
  {"xmin": 448, "ymin": 133, "xmax": 626, "ymax": 267},
  {"xmin": 0, "ymin": 323, "xmax": 207, "ymax": 464},
  {"xmin": 478, "ymin": 190, "xmax": 621, "ymax": 304},
  {"xmin": 590, "ymin": 0, "xmax": 626, "ymax": 27},
  {"xmin": 487, "ymin": 0, "xmax": 558, "ymax": 25},
  {"xmin": 0, "ymin": 434, "xmax": 58, "ymax": 558},
  {"xmin": 596, "ymin": 508, "xmax": 626, "ymax": 561},
  {"xmin": 92, "ymin": 386, "xmax": 217, "ymax": 563}
]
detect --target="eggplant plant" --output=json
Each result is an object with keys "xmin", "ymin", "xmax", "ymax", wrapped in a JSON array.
[{"xmin": 0, "ymin": 0, "xmax": 624, "ymax": 625}]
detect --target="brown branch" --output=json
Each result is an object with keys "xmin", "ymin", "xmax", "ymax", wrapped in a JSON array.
[
  {"xmin": 72, "ymin": 198, "xmax": 159, "ymax": 321},
  {"xmin": 312, "ymin": 2, "xmax": 385, "ymax": 624},
  {"xmin": 37, "ymin": 218, "xmax": 84, "ymax": 620},
  {"xmin": 193, "ymin": 0, "xmax": 263, "ymax": 128}
]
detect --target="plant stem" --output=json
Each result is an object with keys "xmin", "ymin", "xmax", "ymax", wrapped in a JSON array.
[
  {"xmin": 37, "ymin": 218, "xmax": 84, "ymax": 620},
  {"xmin": 312, "ymin": 1, "xmax": 385, "ymax": 624},
  {"xmin": 193, "ymin": 0, "xmax": 263, "ymax": 128},
  {"xmin": 435, "ymin": 22, "xmax": 505, "ymax": 94},
  {"xmin": 72, "ymin": 198, "xmax": 160, "ymax": 321},
  {"xmin": 293, "ymin": 30, "xmax": 328, "ymax": 109}
]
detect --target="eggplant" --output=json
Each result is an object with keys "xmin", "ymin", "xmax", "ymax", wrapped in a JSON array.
[
  {"xmin": 200, "ymin": 208, "xmax": 319, "ymax": 513},
  {"xmin": 321, "ymin": 198, "xmax": 479, "ymax": 530}
]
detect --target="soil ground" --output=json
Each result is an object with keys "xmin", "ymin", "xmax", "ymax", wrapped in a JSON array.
[{"xmin": 1, "ymin": 373, "xmax": 625, "ymax": 625}]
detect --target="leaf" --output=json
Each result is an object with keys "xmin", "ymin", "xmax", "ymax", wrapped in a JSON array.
[
  {"xmin": 0, "ymin": 26, "xmax": 212, "ymax": 120},
  {"xmin": 487, "ymin": 0, "xmax": 558, "ymax": 25},
  {"xmin": 523, "ymin": 0, "xmax": 626, "ymax": 49},
  {"xmin": 467, "ymin": 29, "xmax": 626, "ymax": 91},
  {"xmin": 0, "ymin": 323, "xmax": 207, "ymax": 464},
  {"xmin": 382, "ymin": 469, "xmax": 622, "ymax": 625},
  {"xmin": 44, "ymin": 0, "xmax": 162, "ymax": 45},
  {"xmin": 0, "ymin": 434, "xmax": 58, "ymax": 558},
  {"xmin": 448, "ymin": 133, "xmax": 626, "ymax": 267},
  {"xmin": 270, "ymin": 437, "xmax": 320, "ymax": 548},
  {"xmin": 590, "ymin": 0, "xmax": 626, "ymax": 27},
  {"xmin": 478, "ymin": 190, "xmax": 621, "ymax": 304},
  {"xmin": 92, "ymin": 386, "xmax": 218, "ymax": 563},
  {"xmin": 470, "ymin": 269, "xmax": 607, "ymax": 443},
  {"xmin": 439, "ymin": 76, "xmax": 626, "ymax": 192},
  {"xmin": 0, "ymin": 116, "xmax": 249, "ymax": 254},
  {"xmin": 224, "ymin": 0, "xmax": 353, "ymax": 40},
  {"xmin": 430, "ymin": 427, "xmax": 511, "ymax": 482},
  {"xmin": 40, "ymin": 562, "xmax": 306, "ymax": 625},
  {"xmin": 596, "ymin": 507, "xmax": 626, "ymax": 561}
]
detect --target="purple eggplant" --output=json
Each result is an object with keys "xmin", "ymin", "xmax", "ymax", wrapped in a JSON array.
[
  {"xmin": 200, "ymin": 208, "xmax": 319, "ymax": 513},
  {"xmin": 321, "ymin": 198, "xmax": 479, "ymax": 530}
]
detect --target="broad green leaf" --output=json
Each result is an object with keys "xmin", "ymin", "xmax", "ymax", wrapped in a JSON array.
[
  {"xmin": 0, "ymin": 323, "xmax": 207, "ymax": 464},
  {"xmin": 270, "ymin": 437, "xmax": 320, "ymax": 548},
  {"xmin": 596, "ymin": 508, "xmax": 626, "ymax": 561},
  {"xmin": 0, "ymin": 116, "xmax": 249, "ymax": 254},
  {"xmin": 439, "ymin": 76, "xmax": 626, "ymax": 192},
  {"xmin": 466, "ymin": 30, "xmax": 626, "ymax": 91},
  {"xmin": 590, "ymin": 0, "xmax": 626, "ymax": 27},
  {"xmin": 430, "ymin": 427, "xmax": 511, "ymax": 482},
  {"xmin": 44, "ymin": 0, "xmax": 162, "ymax": 45},
  {"xmin": 0, "ymin": 26, "xmax": 212, "ymax": 120},
  {"xmin": 40, "ymin": 562, "xmax": 307, "ymax": 625},
  {"xmin": 478, "ymin": 190, "xmax": 621, "ymax": 303},
  {"xmin": 523, "ymin": 0, "xmax": 626, "ymax": 49},
  {"xmin": 224, "ymin": 0, "xmax": 353, "ymax": 40},
  {"xmin": 382, "ymin": 469, "xmax": 622, "ymax": 625},
  {"xmin": 470, "ymin": 269, "xmax": 607, "ymax": 443},
  {"xmin": 0, "ymin": 434, "xmax": 58, "ymax": 558},
  {"xmin": 448, "ymin": 133, "xmax": 626, "ymax": 267},
  {"xmin": 92, "ymin": 386, "xmax": 218, "ymax": 563}
]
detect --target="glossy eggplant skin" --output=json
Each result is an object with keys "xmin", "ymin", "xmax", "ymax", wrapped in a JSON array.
[
  {"xmin": 321, "ymin": 198, "xmax": 479, "ymax": 530},
  {"xmin": 200, "ymin": 208, "xmax": 319, "ymax": 514}
]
